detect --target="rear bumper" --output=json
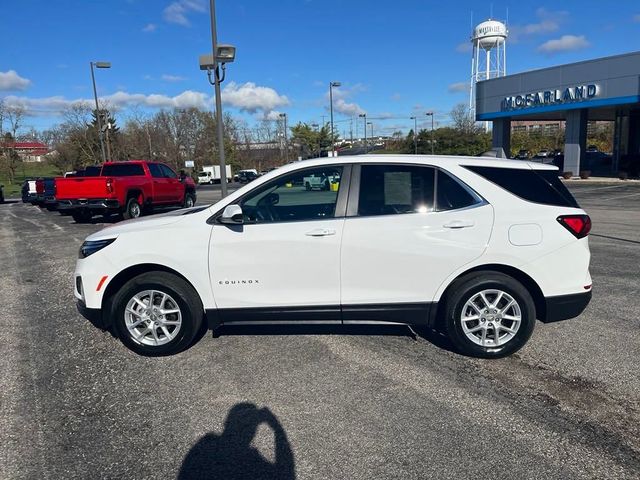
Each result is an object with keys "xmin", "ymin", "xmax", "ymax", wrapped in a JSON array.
[
  {"xmin": 541, "ymin": 291, "xmax": 592, "ymax": 323},
  {"xmin": 58, "ymin": 198, "xmax": 121, "ymax": 210}
]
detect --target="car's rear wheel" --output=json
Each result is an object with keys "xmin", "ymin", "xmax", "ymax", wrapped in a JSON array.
[
  {"xmin": 184, "ymin": 192, "xmax": 195, "ymax": 208},
  {"xmin": 123, "ymin": 196, "xmax": 142, "ymax": 220},
  {"xmin": 443, "ymin": 272, "xmax": 535, "ymax": 358},
  {"xmin": 111, "ymin": 272, "xmax": 203, "ymax": 356}
]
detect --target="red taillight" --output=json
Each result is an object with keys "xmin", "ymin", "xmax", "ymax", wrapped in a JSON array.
[
  {"xmin": 106, "ymin": 178, "xmax": 114, "ymax": 194},
  {"xmin": 557, "ymin": 214, "xmax": 591, "ymax": 239}
]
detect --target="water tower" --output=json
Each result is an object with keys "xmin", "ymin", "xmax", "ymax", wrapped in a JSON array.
[{"xmin": 469, "ymin": 19, "xmax": 508, "ymax": 129}]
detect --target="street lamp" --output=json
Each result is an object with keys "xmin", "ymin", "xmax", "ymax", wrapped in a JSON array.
[
  {"xmin": 90, "ymin": 61, "xmax": 111, "ymax": 163},
  {"xmin": 279, "ymin": 112, "xmax": 288, "ymax": 162},
  {"xmin": 359, "ymin": 113, "xmax": 367, "ymax": 153},
  {"xmin": 199, "ymin": 0, "xmax": 236, "ymax": 198},
  {"xmin": 367, "ymin": 122, "xmax": 373, "ymax": 148},
  {"xmin": 425, "ymin": 112, "xmax": 434, "ymax": 155},
  {"xmin": 410, "ymin": 116, "xmax": 418, "ymax": 154},
  {"xmin": 311, "ymin": 123, "xmax": 319, "ymax": 157},
  {"xmin": 329, "ymin": 81, "xmax": 341, "ymax": 155}
]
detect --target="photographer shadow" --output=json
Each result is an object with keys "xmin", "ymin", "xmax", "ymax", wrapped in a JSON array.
[{"xmin": 178, "ymin": 403, "xmax": 295, "ymax": 480}]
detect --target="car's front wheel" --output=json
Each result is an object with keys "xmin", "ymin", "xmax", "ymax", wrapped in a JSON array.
[
  {"xmin": 443, "ymin": 272, "xmax": 535, "ymax": 358},
  {"xmin": 110, "ymin": 272, "xmax": 203, "ymax": 356}
]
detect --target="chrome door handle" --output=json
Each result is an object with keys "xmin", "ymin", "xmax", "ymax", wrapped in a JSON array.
[
  {"xmin": 305, "ymin": 228, "xmax": 336, "ymax": 237},
  {"xmin": 443, "ymin": 220, "xmax": 475, "ymax": 229}
]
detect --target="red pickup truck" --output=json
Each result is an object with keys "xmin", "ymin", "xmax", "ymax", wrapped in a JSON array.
[{"xmin": 56, "ymin": 161, "xmax": 197, "ymax": 223}]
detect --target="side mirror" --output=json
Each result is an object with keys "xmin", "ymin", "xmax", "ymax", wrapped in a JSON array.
[{"xmin": 219, "ymin": 204, "xmax": 244, "ymax": 224}]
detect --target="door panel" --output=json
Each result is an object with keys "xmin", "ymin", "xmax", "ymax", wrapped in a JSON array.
[
  {"xmin": 340, "ymin": 205, "xmax": 493, "ymax": 304},
  {"xmin": 209, "ymin": 164, "xmax": 348, "ymax": 318},
  {"xmin": 210, "ymin": 220, "xmax": 344, "ymax": 311}
]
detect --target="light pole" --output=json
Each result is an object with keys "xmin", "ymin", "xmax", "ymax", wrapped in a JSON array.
[
  {"xmin": 426, "ymin": 112, "xmax": 434, "ymax": 155},
  {"xmin": 367, "ymin": 122, "xmax": 373, "ymax": 150},
  {"xmin": 279, "ymin": 112, "xmax": 288, "ymax": 162},
  {"xmin": 311, "ymin": 123, "xmax": 319, "ymax": 158},
  {"xmin": 200, "ymin": 0, "xmax": 236, "ymax": 198},
  {"xmin": 359, "ymin": 113, "xmax": 367, "ymax": 153},
  {"xmin": 410, "ymin": 116, "xmax": 418, "ymax": 154},
  {"xmin": 90, "ymin": 61, "xmax": 111, "ymax": 163},
  {"xmin": 329, "ymin": 81, "xmax": 341, "ymax": 155}
]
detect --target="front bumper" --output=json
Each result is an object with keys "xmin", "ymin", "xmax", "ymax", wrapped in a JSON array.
[
  {"xmin": 58, "ymin": 198, "xmax": 121, "ymax": 210},
  {"xmin": 541, "ymin": 291, "xmax": 592, "ymax": 323},
  {"xmin": 76, "ymin": 299, "xmax": 108, "ymax": 330}
]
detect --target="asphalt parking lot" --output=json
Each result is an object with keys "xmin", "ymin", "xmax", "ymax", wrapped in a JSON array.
[{"xmin": 1, "ymin": 181, "xmax": 639, "ymax": 479}]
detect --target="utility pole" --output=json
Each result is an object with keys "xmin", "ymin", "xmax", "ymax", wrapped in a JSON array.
[
  {"xmin": 426, "ymin": 112, "xmax": 434, "ymax": 155},
  {"xmin": 329, "ymin": 81, "xmax": 341, "ymax": 155},
  {"xmin": 209, "ymin": 0, "xmax": 228, "ymax": 196},
  {"xmin": 410, "ymin": 116, "xmax": 418, "ymax": 154}
]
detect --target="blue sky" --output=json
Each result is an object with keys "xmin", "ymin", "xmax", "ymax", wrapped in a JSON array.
[{"xmin": 2, "ymin": 0, "xmax": 640, "ymax": 137}]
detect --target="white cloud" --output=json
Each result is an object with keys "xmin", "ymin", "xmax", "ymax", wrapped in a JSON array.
[
  {"xmin": 448, "ymin": 82, "xmax": 468, "ymax": 93},
  {"xmin": 324, "ymin": 84, "xmax": 366, "ymax": 116},
  {"xmin": 161, "ymin": 74, "xmax": 187, "ymax": 82},
  {"xmin": 510, "ymin": 8, "xmax": 568, "ymax": 42},
  {"xmin": 163, "ymin": 0, "xmax": 205, "ymax": 27},
  {"xmin": 3, "ymin": 82, "xmax": 289, "ymax": 117},
  {"xmin": 142, "ymin": 23, "xmax": 157, "ymax": 32},
  {"xmin": 0, "ymin": 70, "xmax": 31, "ymax": 91},
  {"xmin": 538, "ymin": 35, "xmax": 590, "ymax": 55},
  {"xmin": 264, "ymin": 110, "xmax": 283, "ymax": 121},
  {"xmin": 221, "ymin": 82, "xmax": 290, "ymax": 114},
  {"xmin": 456, "ymin": 42, "xmax": 472, "ymax": 53}
]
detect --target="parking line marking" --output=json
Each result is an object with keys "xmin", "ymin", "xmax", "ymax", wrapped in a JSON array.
[
  {"xmin": 599, "ymin": 192, "xmax": 640, "ymax": 201},
  {"xmin": 572, "ymin": 184, "xmax": 630, "ymax": 193}
]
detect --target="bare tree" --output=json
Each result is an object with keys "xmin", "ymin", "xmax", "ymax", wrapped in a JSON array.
[{"xmin": 450, "ymin": 103, "xmax": 479, "ymax": 135}]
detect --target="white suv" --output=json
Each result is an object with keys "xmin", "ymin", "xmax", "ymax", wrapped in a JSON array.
[{"xmin": 74, "ymin": 155, "xmax": 592, "ymax": 358}]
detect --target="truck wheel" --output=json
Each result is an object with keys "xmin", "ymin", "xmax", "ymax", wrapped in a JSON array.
[
  {"xmin": 305, "ymin": 182, "xmax": 311, "ymax": 191},
  {"xmin": 110, "ymin": 271, "xmax": 203, "ymax": 356},
  {"xmin": 184, "ymin": 193, "xmax": 195, "ymax": 208},
  {"xmin": 123, "ymin": 197, "xmax": 142, "ymax": 220},
  {"xmin": 72, "ymin": 210, "xmax": 92, "ymax": 223},
  {"xmin": 443, "ymin": 272, "xmax": 536, "ymax": 359}
]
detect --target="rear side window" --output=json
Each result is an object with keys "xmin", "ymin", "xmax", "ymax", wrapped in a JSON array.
[
  {"xmin": 101, "ymin": 163, "xmax": 145, "ymax": 177},
  {"xmin": 358, "ymin": 165, "xmax": 435, "ymax": 216},
  {"xmin": 436, "ymin": 170, "xmax": 483, "ymax": 211},
  {"xmin": 84, "ymin": 166, "xmax": 101, "ymax": 176},
  {"xmin": 148, "ymin": 163, "xmax": 163, "ymax": 178},
  {"xmin": 464, "ymin": 166, "xmax": 579, "ymax": 208}
]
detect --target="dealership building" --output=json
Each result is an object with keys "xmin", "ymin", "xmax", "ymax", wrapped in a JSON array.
[{"xmin": 476, "ymin": 51, "xmax": 640, "ymax": 175}]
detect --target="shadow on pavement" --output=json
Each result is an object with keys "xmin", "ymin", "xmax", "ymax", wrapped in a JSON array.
[
  {"xmin": 178, "ymin": 403, "xmax": 295, "ymax": 480},
  {"xmin": 211, "ymin": 323, "xmax": 458, "ymax": 353}
]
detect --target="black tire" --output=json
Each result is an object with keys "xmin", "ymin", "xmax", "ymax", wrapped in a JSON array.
[
  {"xmin": 443, "ymin": 272, "xmax": 536, "ymax": 358},
  {"xmin": 123, "ymin": 196, "xmax": 142, "ymax": 220},
  {"xmin": 110, "ymin": 272, "xmax": 203, "ymax": 356},
  {"xmin": 184, "ymin": 192, "xmax": 196, "ymax": 208},
  {"xmin": 72, "ymin": 209, "xmax": 93, "ymax": 223},
  {"xmin": 305, "ymin": 182, "xmax": 311, "ymax": 191}
]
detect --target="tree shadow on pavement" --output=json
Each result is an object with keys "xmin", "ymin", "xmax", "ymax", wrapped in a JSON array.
[{"xmin": 178, "ymin": 403, "xmax": 295, "ymax": 480}]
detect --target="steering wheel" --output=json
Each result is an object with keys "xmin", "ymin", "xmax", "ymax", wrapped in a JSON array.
[{"xmin": 255, "ymin": 204, "xmax": 276, "ymax": 222}]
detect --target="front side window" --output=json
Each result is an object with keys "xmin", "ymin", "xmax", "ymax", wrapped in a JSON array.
[
  {"xmin": 358, "ymin": 164, "xmax": 435, "ymax": 216},
  {"xmin": 160, "ymin": 164, "xmax": 178, "ymax": 179},
  {"xmin": 240, "ymin": 166, "xmax": 343, "ymax": 223}
]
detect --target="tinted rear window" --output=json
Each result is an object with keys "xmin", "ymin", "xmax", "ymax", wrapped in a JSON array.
[
  {"xmin": 101, "ymin": 163, "xmax": 145, "ymax": 177},
  {"xmin": 84, "ymin": 166, "xmax": 101, "ymax": 176},
  {"xmin": 464, "ymin": 166, "xmax": 579, "ymax": 208}
]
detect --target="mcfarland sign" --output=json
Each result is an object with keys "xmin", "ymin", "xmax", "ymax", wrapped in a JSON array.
[{"xmin": 502, "ymin": 84, "xmax": 599, "ymax": 111}]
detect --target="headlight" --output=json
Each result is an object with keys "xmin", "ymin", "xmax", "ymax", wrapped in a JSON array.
[{"xmin": 79, "ymin": 238, "xmax": 116, "ymax": 258}]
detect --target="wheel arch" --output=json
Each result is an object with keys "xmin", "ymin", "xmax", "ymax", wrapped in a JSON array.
[
  {"xmin": 101, "ymin": 263, "xmax": 204, "ymax": 327},
  {"xmin": 432, "ymin": 264, "xmax": 546, "ymax": 327},
  {"xmin": 126, "ymin": 188, "xmax": 144, "ymax": 202}
]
